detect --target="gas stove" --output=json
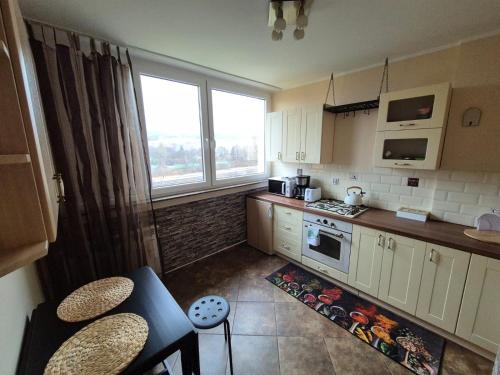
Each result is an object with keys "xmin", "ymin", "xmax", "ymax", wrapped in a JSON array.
[{"xmin": 306, "ymin": 199, "xmax": 369, "ymax": 218}]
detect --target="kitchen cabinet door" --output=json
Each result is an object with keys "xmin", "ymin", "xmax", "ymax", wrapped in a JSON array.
[
  {"xmin": 348, "ymin": 226, "xmax": 384, "ymax": 297},
  {"xmin": 378, "ymin": 234, "xmax": 426, "ymax": 314},
  {"xmin": 246, "ymin": 198, "xmax": 273, "ymax": 254},
  {"xmin": 266, "ymin": 111, "xmax": 283, "ymax": 162},
  {"xmin": 282, "ymin": 108, "xmax": 302, "ymax": 162},
  {"xmin": 416, "ymin": 244, "xmax": 470, "ymax": 333},
  {"xmin": 300, "ymin": 105, "xmax": 322, "ymax": 163},
  {"xmin": 376, "ymin": 82, "xmax": 451, "ymax": 132},
  {"xmin": 456, "ymin": 255, "xmax": 500, "ymax": 353}
]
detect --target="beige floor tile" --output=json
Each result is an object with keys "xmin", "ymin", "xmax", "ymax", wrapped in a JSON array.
[
  {"xmin": 440, "ymin": 341, "xmax": 493, "ymax": 375},
  {"xmin": 278, "ymin": 336, "xmax": 335, "ymax": 375},
  {"xmin": 226, "ymin": 335, "xmax": 280, "ymax": 375},
  {"xmin": 273, "ymin": 286, "xmax": 300, "ymax": 302},
  {"xmin": 275, "ymin": 302, "xmax": 351, "ymax": 338},
  {"xmin": 237, "ymin": 277, "xmax": 275, "ymax": 302},
  {"xmin": 198, "ymin": 334, "xmax": 229, "ymax": 375},
  {"xmin": 233, "ymin": 302, "xmax": 276, "ymax": 336},
  {"xmin": 325, "ymin": 337, "xmax": 393, "ymax": 375}
]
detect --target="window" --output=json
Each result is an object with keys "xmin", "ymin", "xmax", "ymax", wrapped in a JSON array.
[
  {"xmin": 140, "ymin": 75, "xmax": 206, "ymax": 189},
  {"xmin": 210, "ymin": 90, "xmax": 266, "ymax": 181},
  {"xmin": 137, "ymin": 65, "xmax": 269, "ymax": 197}
]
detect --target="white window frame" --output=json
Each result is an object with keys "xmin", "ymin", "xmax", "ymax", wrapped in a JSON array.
[
  {"xmin": 133, "ymin": 58, "xmax": 270, "ymax": 198},
  {"xmin": 207, "ymin": 78, "xmax": 270, "ymax": 188}
]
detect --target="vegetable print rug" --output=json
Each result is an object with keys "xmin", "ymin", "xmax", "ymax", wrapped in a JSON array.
[{"xmin": 266, "ymin": 263, "xmax": 445, "ymax": 375}]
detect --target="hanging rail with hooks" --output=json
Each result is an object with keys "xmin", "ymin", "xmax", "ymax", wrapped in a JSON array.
[{"xmin": 323, "ymin": 57, "xmax": 389, "ymax": 116}]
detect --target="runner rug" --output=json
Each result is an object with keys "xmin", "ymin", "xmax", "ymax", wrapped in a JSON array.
[{"xmin": 266, "ymin": 263, "xmax": 445, "ymax": 375}]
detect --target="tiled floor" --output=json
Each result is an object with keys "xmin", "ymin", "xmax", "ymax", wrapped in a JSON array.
[{"xmin": 160, "ymin": 244, "xmax": 494, "ymax": 375}]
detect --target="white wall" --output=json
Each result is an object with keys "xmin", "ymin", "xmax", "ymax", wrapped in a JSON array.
[
  {"xmin": 0, "ymin": 264, "xmax": 44, "ymax": 375},
  {"xmin": 273, "ymin": 162, "xmax": 500, "ymax": 226}
]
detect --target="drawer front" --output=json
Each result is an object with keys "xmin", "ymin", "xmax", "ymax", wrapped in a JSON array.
[
  {"xmin": 274, "ymin": 227, "xmax": 302, "ymax": 245},
  {"xmin": 274, "ymin": 205, "xmax": 303, "ymax": 225},
  {"xmin": 301, "ymin": 256, "xmax": 348, "ymax": 284},
  {"xmin": 273, "ymin": 233, "xmax": 301, "ymax": 262},
  {"xmin": 274, "ymin": 220, "xmax": 302, "ymax": 238}
]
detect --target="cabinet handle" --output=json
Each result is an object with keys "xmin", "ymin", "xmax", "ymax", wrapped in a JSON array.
[
  {"xmin": 284, "ymin": 226, "xmax": 292, "ymax": 231},
  {"xmin": 429, "ymin": 249, "xmax": 439, "ymax": 263},
  {"xmin": 53, "ymin": 173, "xmax": 66, "ymax": 203},
  {"xmin": 399, "ymin": 123, "xmax": 416, "ymax": 127},
  {"xmin": 301, "ymin": 152, "xmax": 305, "ymax": 160},
  {"xmin": 0, "ymin": 40, "xmax": 10, "ymax": 60},
  {"xmin": 387, "ymin": 237, "xmax": 394, "ymax": 250},
  {"xmin": 319, "ymin": 267, "xmax": 329, "ymax": 274},
  {"xmin": 277, "ymin": 152, "xmax": 282, "ymax": 160},
  {"xmin": 282, "ymin": 244, "xmax": 290, "ymax": 250},
  {"xmin": 268, "ymin": 205, "xmax": 273, "ymax": 219},
  {"xmin": 285, "ymin": 211, "xmax": 292, "ymax": 215},
  {"xmin": 394, "ymin": 162, "xmax": 412, "ymax": 166},
  {"xmin": 295, "ymin": 152, "xmax": 299, "ymax": 160},
  {"xmin": 378, "ymin": 234, "xmax": 385, "ymax": 247}
]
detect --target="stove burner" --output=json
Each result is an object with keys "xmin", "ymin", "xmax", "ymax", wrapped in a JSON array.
[{"xmin": 306, "ymin": 199, "xmax": 369, "ymax": 218}]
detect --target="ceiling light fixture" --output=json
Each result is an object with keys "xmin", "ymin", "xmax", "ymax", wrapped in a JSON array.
[{"xmin": 268, "ymin": 0, "xmax": 311, "ymax": 41}]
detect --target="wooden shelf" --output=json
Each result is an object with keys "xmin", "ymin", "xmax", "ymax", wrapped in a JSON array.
[
  {"xmin": 0, "ymin": 153, "xmax": 31, "ymax": 165},
  {"xmin": 0, "ymin": 241, "xmax": 47, "ymax": 277}
]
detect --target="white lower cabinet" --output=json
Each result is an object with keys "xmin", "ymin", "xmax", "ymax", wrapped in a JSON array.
[
  {"xmin": 378, "ymin": 234, "xmax": 426, "ymax": 315},
  {"xmin": 415, "ymin": 244, "xmax": 470, "ymax": 333},
  {"xmin": 273, "ymin": 206, "xmax": 303, "ymax": 262},
  {"xmin": 456, "ymin": 254, "xmax": 500, "ymax": 353},
  {"xmin": 264, "ymin": 202, "xmax": 500, "ymax": 354},
  {"xmin": 348, "ymin": 226, "xmax": 384, "ymax": 297}
]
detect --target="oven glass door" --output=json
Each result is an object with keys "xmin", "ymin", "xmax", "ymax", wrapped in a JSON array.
[{"xmin": 302, "ymin": 223, "xmax": 351, "ymax": 273}]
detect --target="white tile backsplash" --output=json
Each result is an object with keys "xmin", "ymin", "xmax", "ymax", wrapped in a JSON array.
[{"xmin": 272, "ymin": 162, "xmax": 500, "ymax": 227}]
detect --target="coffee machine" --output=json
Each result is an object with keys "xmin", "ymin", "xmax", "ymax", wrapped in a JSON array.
[{"xmin": 294, "ymin": 174, "xmax": 310, "ymax": 200}]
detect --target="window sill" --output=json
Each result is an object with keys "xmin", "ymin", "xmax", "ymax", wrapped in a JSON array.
[{"xmin": 152, "ymin": 180, "xmax": 267, "ymax": 209}]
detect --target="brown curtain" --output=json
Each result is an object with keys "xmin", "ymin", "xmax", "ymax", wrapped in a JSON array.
[{"xmin": 27, "ymin": 23, "xmax": 162, "ymax": 300}]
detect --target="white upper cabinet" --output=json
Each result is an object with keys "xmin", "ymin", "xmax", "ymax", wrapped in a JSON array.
[
  {"xmin": 282, "ymin": 107, "xmax": 302, "ymax": 162},
  {"xmin": 416, "ymin": 244, "xmax": 470, "ymax": 333},
  {"xmin": 456, "ymin": 254, "xmax": 500, "ymax": 353},
  {"xmin": 266, "ymin": 111, "xmax": 283, "ymax": 162},
  {"xmin": 280, "ymin": 105, "xmax": 334, "ymax": 164},
  {"xmin": 373, "ymin": 127, "xmax": 446, "ymax": 170},
  {"xmin": 376, "ymin": 82, "xmax": 451, "ymax": 131},
  {"xmin": 378, "ymin": 234, "xmax": 426, "ymax": 315},
  {"xmin": 374, "ymin": 82, "xmax": 451, "ymax": 170}
]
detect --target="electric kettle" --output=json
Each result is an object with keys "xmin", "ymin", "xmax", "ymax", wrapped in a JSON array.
[{"xmin": 344, "ymin": 186, "xmax": 365, "ymax": 206}]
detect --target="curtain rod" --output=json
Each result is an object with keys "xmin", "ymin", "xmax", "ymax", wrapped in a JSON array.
[{"xmin": 24, "ymin": 16, "xmax": 281, "ymax": 91}]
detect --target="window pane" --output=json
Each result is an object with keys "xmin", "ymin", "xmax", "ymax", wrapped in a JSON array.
[
  {"xmin": 140, "ymin": 75, "xmax": 205, "ymax": 188},
  {"xmin": 211, "ymin": 90, "xmax": 265, "ymax": 180}
]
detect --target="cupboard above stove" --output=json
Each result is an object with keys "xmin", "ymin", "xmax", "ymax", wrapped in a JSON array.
[
  {"xmin": 376, "ymin": 82, "xmax": 451, "ymax": 132},
  {"xmin": 374, "ymin": 82, "xmax": 451, "ymax": 170}
]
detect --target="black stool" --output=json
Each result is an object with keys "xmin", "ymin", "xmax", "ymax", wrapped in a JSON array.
[{"xmin": 187, "ymin": 295, "xmax": 233, "ymax": 375}]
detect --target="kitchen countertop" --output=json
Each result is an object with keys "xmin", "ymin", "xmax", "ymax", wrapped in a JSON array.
[{"xmin": 249, "ymin": 192, "xmax": 500, "ymax": 260}]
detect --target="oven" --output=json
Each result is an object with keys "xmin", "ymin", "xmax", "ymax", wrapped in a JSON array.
[{"xmin": 302, "ymin": 212, "xmax": 352, "ymax": 274}]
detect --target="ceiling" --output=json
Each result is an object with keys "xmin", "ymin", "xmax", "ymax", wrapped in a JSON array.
[{"xmin": 20, "ymin": 0, "xmax": 500, "ymax": 89}]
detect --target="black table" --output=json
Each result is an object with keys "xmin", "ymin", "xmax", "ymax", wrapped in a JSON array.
[{"xmin": 19, "ymin": 267, "xmax": 200, "ymax": 375}]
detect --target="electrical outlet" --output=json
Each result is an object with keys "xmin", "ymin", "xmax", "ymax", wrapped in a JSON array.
[
  {"xmin": 332, "ymin": 177, "xmax": 340, "ymax": 185},
  {"xmin": 407, "ymin": 177, "xmax": 419, "ymax": 187},
  {"xmin": 350, "ymin": 174, "xmax": 358, "ymax": 181}
]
